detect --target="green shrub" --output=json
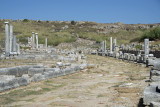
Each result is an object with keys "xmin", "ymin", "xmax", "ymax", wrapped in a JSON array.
[
  {"xmin": 71, "ymin": 20, "xmax": 76, "ymax": 25},
  {"xmin": 140, "ymin": 27, "xmax": 160, "ymax": 41},
  {"xmin": 23, "ymin": 19, "xmax": 29, "ymax": 22},
  {"xmin": 135, "ymin": 45, "xmax": 142, "ymax": 50}
]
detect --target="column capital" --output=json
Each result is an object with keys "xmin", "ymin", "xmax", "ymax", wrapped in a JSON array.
[{"xmin": 5, "ymin": 22, "xmax": 9, "ymax": 24}]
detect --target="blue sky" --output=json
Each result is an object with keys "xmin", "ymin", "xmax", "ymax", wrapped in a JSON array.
[{"xmin": 0, "ymin": 0, "xmax": 159, "ymax": 24}]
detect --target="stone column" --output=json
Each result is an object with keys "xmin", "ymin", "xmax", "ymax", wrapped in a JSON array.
[
  {"xmin": 35, "ymin": 33, "xmax": 38, "ymax": 49},
  {"xmin": 16, "ymin": 43, "xmax": 20, "ymax": 54},
  {"xmin": 32, "ymin": 32, "xmax": 35, "ymax": 49},
  {"xmin": 113, "ymin": 38, "xmax": 117, "ymax": 51},
  {"xmin": 110, "ymin": 37, "xmax": 112, "ymax": 53},
  {"xmin": 5, "ymin": 22, "xmax": 9, "ymax": 56},
  {"xmin": 114, "ymin": 38, "xmax": 116, "ymax": 47},
  {"xmin": 104, "ymin": 40, "xmax": 106, "ymax": 53},
  {"xmin": 12, "ymin": 35, "xmax": 17, "ymax": 52},
  {"xmin": 45, "ymin": 37, "xmax": 47, "ymax": 50},
  {"xmin": 9, "ymin": 25, "xmax": 13, "ymax": 53},
  {"xmin": 144, "ymin": 39, "xmax": 149, "ymax": 57},
  {"xmin": 102, "ymin": 41, "xmax": 104, "ymax": 52}
]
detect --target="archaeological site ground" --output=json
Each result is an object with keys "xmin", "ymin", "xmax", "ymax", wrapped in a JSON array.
[{"xmin": 0, "ymin": 20, "xmax": 160, "ymax": 106}]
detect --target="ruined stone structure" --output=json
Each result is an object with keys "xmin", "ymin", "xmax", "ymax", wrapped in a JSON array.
[{"xmin": 4, "ymin": 22, "xmax": 20, "ymax": 56}]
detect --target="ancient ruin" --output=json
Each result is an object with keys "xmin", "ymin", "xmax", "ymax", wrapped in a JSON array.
[{"xmin": 0, "ymin": 21, "xmax": 160, "ymax": 106}]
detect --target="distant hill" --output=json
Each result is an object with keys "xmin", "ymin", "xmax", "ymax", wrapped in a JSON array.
[{"xmin": 0, "ymin": 19, "xmax": 160, "ymax": 48}]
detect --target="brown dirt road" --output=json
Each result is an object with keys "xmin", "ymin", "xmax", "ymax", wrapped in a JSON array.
[{"xmin": 0, "ymin": 55, "xmax": 150, "ymax": 107}]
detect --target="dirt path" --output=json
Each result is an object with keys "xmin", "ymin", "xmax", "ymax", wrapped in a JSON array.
[{"xmin": 0, "ymin": 55, "xmax": 150, "ymax": 107}]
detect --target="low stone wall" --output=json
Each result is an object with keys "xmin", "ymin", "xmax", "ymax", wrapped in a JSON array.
[
  {"xmin": 0, "ymin": 65, "xmax": 43, "ymax": 77},
  {"xmin": 0, "ymin": 63, "xmax": 88, "ymax": 92},
  {"xmin": 97, "ymin": 50, "xmax": 160, "ymax": 106}
]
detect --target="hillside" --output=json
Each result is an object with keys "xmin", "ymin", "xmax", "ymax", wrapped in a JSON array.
[{"xmin": 0, "ymin": 19, "xmax": 160, "ymax": 48}]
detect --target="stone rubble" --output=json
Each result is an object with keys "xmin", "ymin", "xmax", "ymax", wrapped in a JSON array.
[
  {"xmin": 96, "ymin": 38, "xmax": 160, "ymax": 106},
  {"xmin": 1, "ymin": 21, "xmax": 160, "ymax": 106},
  {"xmin": 0, "ymin": 22, "xmax": 92, "ymax": 92}
]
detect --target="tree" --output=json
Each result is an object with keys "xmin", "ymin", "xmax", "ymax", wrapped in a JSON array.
[
  {"xmin": 71, "ymin": 20, "xmax": 76, "ymax": 25},
  {"xmin": 23, "ymin": 19, "xmax": 29, "ymax": 22}
]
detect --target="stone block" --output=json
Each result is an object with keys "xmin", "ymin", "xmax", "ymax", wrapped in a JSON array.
[
  {"xmin": 143, "ymin": 84, "xmax": 160, "ymax": 105},
  {"xmin": 44, "ymin": 68, "xmax": 57, "ymax": 72},
  {"xmin": 64, "ymin": 63, "xmax": 71, "ymax": 66},
  {"xmin": 31, "ymin": 73, "xmax": 45, "ymax": 82},
  {"xmin": 153, "ymin": 63, "xmax": 160, "ymax": 71},
  {"xmin": 17, "ymin": 75, "xmax": 30, "ymax": 86},
  {"xmin": 44, "ymin": 71, "xmax": 54, "ymax": 79},
  {"xmin": 7, "ymin": 67, "xmax": 19, "ymax": 76},
  {"xmin": 150, "ymin": 101, "xmax": 160, "ymax": 107},
  {"xmin": 87, "ymin": 64, "xmax": 95, "ymax": 68},
  {"xmin": 63, "ymin": 67, "xmax": 73, "ymax": 75},
  {"xmin": 0, "ymin": 65, "xmax": 44, "ymax": 76},
  {"xmin": 79, "ymin": 63, "xmax": 87, "ymax": 70},
  {"xmin": 28, "ymin": 68, "xmax": 44, "ymax": 76},
  {"xmin": 0, "ymin": 75, "xmax": 19, "ymax": 92},
  {"xmin": 56, "ymin": 62, "xmax": 63, "ymax": 67},
  {"xmin": 52, "ymin": 68, "xmax": 62, "ymax": 77}
]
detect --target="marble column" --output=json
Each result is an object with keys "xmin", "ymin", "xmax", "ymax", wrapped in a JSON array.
[
  {"xmin": 16, "ymin": 43, "xmax": 20, "ymax": 54},
  {"xmin": 104, "ymin": 40, "xmax": 106, "ymax": 53},
  {"xmin": 45, "ymin": 37, "xmax": 47, "ymax": 49},
  {"xmin": 144, "ymin": 39, "xmax": 149, "ymax": 57},
  {"xmin": 9, "ymin": 25, "xmax": 13, "ymax": 53},
  {"xmin": 113, "ymin": 38, "xmax": 117, "ymax": 51},
  {"xmin": 35, "ymin": 33, "xmax": 38, "ymax": 49},
  {"xmin": 110, "ymin": 37, "xmax": 112, "ymax": 53},
  {"xmin": 102, "ymin": 41, "xmax": 104, "ymax": 52},
  {"xmin": 114, "ymin": 38, "xmax": 117, "ymax": 47},
  {"xmin": 5, "ymin": 22, "xmax": 9, "ymax": 56},
  {"xmin": 32, "ymin": 32, "xmax": 35, "ymax": 49},
  {"xmin": 12, "ymin": 35, "xmax": 17, "ymax": 52}
]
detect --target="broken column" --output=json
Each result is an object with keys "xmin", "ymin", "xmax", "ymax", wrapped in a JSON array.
[
  {"xmin": 104, "ymin": 40, "xmax": 106, "ymax": 53},
  {"xmin": 113, "ymin": 38, "xmax": 117, "ymax": 51},
  {"xmin": 144, "ymin": 39, "xmax": 149, "ymax": 58},
  {"xmin": 16, "ymin": 43, "xmax": 20, "ymax": 54},
  {"xmin": 35, "ymin": 33, "xmax": 38, "ymax": 49},
  {"xmin": 9, "ymin": 25, "xmax": 13, "ymax": 53},
  {"xmin": 32, "ymin": 32, "xmax": 35, "ymax": 49},
  {"xmin": 45, "ymin": 37, "xmax": 47, "ymax": 50},
  {"xmin": 110, "ymin": 37, "xmax": 112, "ymax": 53},
  {"xmin": 102, "ymin": 41, "xmax": 104, "ymax": 52},
  {"xmin": 5, "ymin": 22, "xmax": 9, "ymax": 56}
]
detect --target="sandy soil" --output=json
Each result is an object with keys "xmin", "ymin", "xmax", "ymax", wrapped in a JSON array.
[{"xmin": 0, "ymin": 55, "xmax": 150, "ymax": 107}]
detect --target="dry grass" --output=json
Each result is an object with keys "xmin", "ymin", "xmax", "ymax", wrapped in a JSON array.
[
  {"xmin": 0, "ymin": 20, "xmax": 146, "ymax": 48},
  {"xmin": 0, "ymin": 55, "xmax": 150, "ymax": 106}
]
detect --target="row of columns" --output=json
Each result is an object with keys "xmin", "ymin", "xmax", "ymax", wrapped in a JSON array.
[
  {"xmin": 5, "ymin": 22, "xmax": 20, "ymax": 56},
  {"xmin": 30, "ymin": 32, "xmax": 47, "ymax": 50},
  {"xmin": 101, "ymin": 37, "xmax": 117, "ymax": 53},
  {"xmin": 102, "ymin": 37, "xmax": 149, "ymax": 58}
]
